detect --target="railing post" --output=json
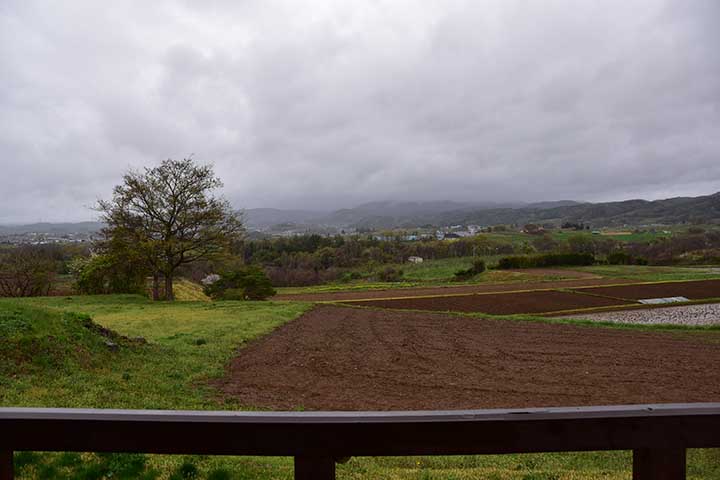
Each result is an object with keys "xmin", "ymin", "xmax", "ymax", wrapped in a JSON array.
[
  {"xmin": 0, "ymin": 451, "xmax": 13, "ymax": 480},
  {"xmin": 294, "ymin": 456, "xmax": 335, "ymax": 480},
  {"xmin": 633, "ymin": 448, "xmax": 686, "ymax": 480}
]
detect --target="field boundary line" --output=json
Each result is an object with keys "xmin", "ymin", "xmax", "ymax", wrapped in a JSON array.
[{"xmin": 559, "ymin": 288, "xmax": 637, "ymax": 303}]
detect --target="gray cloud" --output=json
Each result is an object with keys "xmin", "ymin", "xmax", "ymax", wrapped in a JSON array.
[{"xmin": 1, "ymin": 0, "xmax": 719, "ymax": 222}]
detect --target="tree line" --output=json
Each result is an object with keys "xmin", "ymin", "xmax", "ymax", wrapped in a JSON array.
[{"xmin": 1, "ymin": 158, "xmax": 719, "ymax": 297}]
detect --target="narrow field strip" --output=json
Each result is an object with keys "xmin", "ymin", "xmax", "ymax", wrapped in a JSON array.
[
  {"xmin": 571, "ymin": 279, "xmax": 720, "ymax": 301},
  {"xmin": 345, "ymin": 290, "xmax": 635, "ymax": 315},
  {"xmin": 274, "ymin": 277, "xmax": 638, "ymax": 302}
]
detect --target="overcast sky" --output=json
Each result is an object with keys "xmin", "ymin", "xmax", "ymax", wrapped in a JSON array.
[{"xmin": 1, "ymin": 0, "xmax": 719, "ymax": 222}]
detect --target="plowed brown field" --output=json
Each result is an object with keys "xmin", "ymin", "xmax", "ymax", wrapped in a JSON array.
[
  {"xmin": 214, "ymin": 305, "xmax": 720, "ymax": 410},
  {"xmin": 576, "ymin": 279, "xmax": 720, "ymax": 300},
  {"xmin": 347, "ymin": 290, "xmax": 634, "ymax": 314},
  {"xmin": 275, "ymin": 277, "xmax": 635, "ymax": 302}
]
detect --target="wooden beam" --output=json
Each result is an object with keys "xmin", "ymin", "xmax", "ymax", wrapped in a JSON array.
[
  {"xmin": 0, "ymin": 404, "xmax": 719, "ymax": 458},
  {"xmin": 294, "ymin": 456, "xmax": 335, "ymax": 480},
  {"xmin": 0, "ymin": 451, "xmax": 13, "ymax": 480},
  {"xmin": 633, "ymin": 448, "xmax": 686, "ymax": 480}
]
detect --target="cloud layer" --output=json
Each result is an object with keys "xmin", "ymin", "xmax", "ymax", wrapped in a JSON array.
[{"xmin": 1, "ymin": 0, "xmax": 719, "ymax": 222}]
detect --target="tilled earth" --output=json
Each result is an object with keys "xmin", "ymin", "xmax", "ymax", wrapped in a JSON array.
[
  {"xmin": 214, "ymin": 305, "xmax": 720, "ymax": 411},
  {"xmin": 575, "ymin": 279, "xmax": 720, "ymax": 300},
  {"xmin": 347, "ymin": 290, "xmax": 633, "ymax": 315},
  {"xmin": 275, "ymin": 277, "xmax": 636, "ymax": 302}
]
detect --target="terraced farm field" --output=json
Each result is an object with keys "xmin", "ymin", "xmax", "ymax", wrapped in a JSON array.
[
  {"xmin": 348, "ymin": 289, "xmax": 633, "ymax": 314},
  {"xmin": 342, "ymin": 279, "xmax": 720, "ymax": 315},
  {"xmin": 575, "ymin": 278, "xmax": 720, "ymax": 300}
]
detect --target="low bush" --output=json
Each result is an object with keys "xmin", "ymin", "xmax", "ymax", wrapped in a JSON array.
[
  {"xmin": 606, "ymin": 251, "xmax": 649, "ymax": 266},
  {"xmin": 454, "ymin": 259, "xmax": 487, "ymax": 280},
  {"xmin": 376, "ymin": 266, "xmax": 404, "ymax": 282},
  {"xmin": 203, "ymin": 266, "xmax": 276, "ymax": 300},
  {"xmin": 496, "ymin": 253, "xmax": 595, "ymax": 269},
  {"xmin": 70, "ymin": 254, "xmax": 147, "ymax": 295}
]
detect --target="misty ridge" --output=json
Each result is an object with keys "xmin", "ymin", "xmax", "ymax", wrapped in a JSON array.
[{"xmin": 3, "ymin": 191, "xmax": 719, "ymax": 236}]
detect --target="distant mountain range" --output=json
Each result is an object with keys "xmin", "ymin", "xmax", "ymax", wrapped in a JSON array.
[
  {"xmin": 242, "ymin": 193, "xmax": 720, "ymax": 230},
  {"xmin": 2, "ymin": 193, "xmax": 719, "ymax": 236},
  {"xmin": 0, "ymin": 221, "xmax": 104, "ymax": 236}
]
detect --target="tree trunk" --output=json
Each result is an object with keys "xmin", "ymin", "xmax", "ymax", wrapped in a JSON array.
[
  {"xmin": 152, "ymin": 274, "xmax": 160, "ymax": 301},
  {"xmin": 165, "ymin": 274, "xmax": 174, "ymax": 301}
]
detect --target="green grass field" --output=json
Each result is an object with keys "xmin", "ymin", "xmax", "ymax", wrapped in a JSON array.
[
  {"xmin": 2, "ymin": 294, "xmax": 719, "ymax": 479},
  {"xmin": 277, "ymin": 256, "xmax": 573, "ymax": 295}
]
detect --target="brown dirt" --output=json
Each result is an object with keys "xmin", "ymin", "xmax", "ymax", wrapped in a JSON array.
[
  {"xmin": 577, "ymin": 279, "xmax": 720, "ymax": 300},
  {"xmin": 275, "ymin": 277, "xmax": 636, "ymax": 302},
  {"xmin": 347, "ymin": 290, "xmax": 633, "ymax": 315},
  {"xmin": 506, "ymin": 268, "xmax": 601, "ymax": 279},
  {"xmin": 215, "ymin": 305, "xmax": 720, "ymax": 410}
]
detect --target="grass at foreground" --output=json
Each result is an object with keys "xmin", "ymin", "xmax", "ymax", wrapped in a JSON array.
[
  {"xmin": 571, "ymin": 264, "xmax": 720, "ymax": 282},
  {"xmin": 1, "ymin": 295, "xmax": 310, "ymax": 409},
  {"xmin": 1, "ymin": 296, "xmax": 719, "ymax": 479}
]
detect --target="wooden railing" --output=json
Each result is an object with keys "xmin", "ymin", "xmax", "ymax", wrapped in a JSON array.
[{"xmin": 2, "ymin": 403, "xmax": 719, "ymax": 479}]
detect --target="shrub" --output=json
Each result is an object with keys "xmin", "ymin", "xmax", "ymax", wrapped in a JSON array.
[
  {"xmin": 0, "ymin": 246, "xmax": 56, "ymax": 297},
  {"xmin": 607, "ymin": 251, "xmax": 649, "ymax": 265},
  {"xmin": 203, "ymin": 266, "xmax": 276, "ymax": 300},
  {"xmin": 339, "ymin": 271, "xmax": 362, "ymax": 283},
  {"xmin": 454, "ymin": 259, "xmax": 487, "ymax": 280},
  {"xmin": 376, "ymin": 266, "xmax": 404, "ymax": 282},
  {"xmin": 70, "ymin": 254, "xmax": 147, "ymax": 295},
  {"xmin": 496, "ymin": 253, "xmax": 595, "ymax": 269}
]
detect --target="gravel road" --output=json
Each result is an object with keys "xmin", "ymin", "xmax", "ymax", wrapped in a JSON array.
[{"xmin": 557, "ymin": 303, "xmax": 720, "ymax": 326}]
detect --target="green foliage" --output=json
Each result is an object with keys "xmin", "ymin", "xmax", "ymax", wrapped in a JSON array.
[
  {"xmin": 71, "ymin": 254, "xmax": 147, "ymax": 295},
  {"xmin": 98, "ymin": 158, "xmax": 244, "ymax": 301},
  {"xmin": 13, "ymin": 452, "xmax": 158, "ymax": 480},
  {"xmin": 454, "ymin": 259, "xmax": 487, "ymax": 280},
  {"xmin": 0, "ymin": 295, "xmax": 309, "ymax": 408},
  {"xmin": 376, "ymin": 266, "xmax": 404, "ymax": 282},
  {"xmin": 606, "ymin": 252, "xmax": 648, "ymax": 266},
  {"xmin": 169, "ymin": 461, "xmax": 198, "ymax": 479},
  {"xmin": 0, "ymin": 303, "xmax": 133, "ymax": 378},
  {"xmin": 496, "ymin": 253, "xmax": 595, "ymax": 269},
  {"xmin": 203, "ymin": 266, "xmax": 276, "ymax": 300}
]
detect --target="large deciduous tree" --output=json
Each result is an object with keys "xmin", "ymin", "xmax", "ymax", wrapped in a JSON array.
[{"xmin": 98, "ymin": 158, "xmax": 243, "ymax": 300}]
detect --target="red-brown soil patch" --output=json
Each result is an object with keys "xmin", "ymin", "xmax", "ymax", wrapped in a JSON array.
[
  {"xmin": 215, "ymin": 305, "xmax": 720, "ymax": 410},
  {"xmin": 506, "ymin": 268, "xmax": 601, "ymax": 279},
  {"xmin": 348, "ymin": 290, "xmax": 633, "ymax": 315},
  {"xmin": 577, "ymin": 279, "xmax": 720, "ymax": 300},
  {"xmin": 275, "ymin": 277, "xmax": 635, "ymax": 302}
]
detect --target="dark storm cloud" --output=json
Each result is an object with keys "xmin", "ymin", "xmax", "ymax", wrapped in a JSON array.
[{"xmin": 1, "ymin": 0, "xmax": 719, "ymax": 222}]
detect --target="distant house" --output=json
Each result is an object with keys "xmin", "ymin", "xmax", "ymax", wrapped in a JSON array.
[
  {"xmin": 408, "ymin": 256, "xmax": 423, "ymax": 264},
  {"xmin": 443, "ymin": 232, "xmax": 461, "ymax": 239}
]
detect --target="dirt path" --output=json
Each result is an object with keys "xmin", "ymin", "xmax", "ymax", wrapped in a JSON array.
[
  {"xmin": 275, "ymin": 277, "xmax": 635, "ymax": 302},
  {"xmin": 214, "ymin": 305, "xmax": 720, "ymax": 411}
]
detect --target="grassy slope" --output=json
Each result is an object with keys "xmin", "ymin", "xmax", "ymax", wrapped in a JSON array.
[
  {"xmin": 277, "ymin": 256, "xmax": 570, "ymax": 295},
  {"xmin": 2, "ymin": 296, "xmax": 719, "ymax": 479}
]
